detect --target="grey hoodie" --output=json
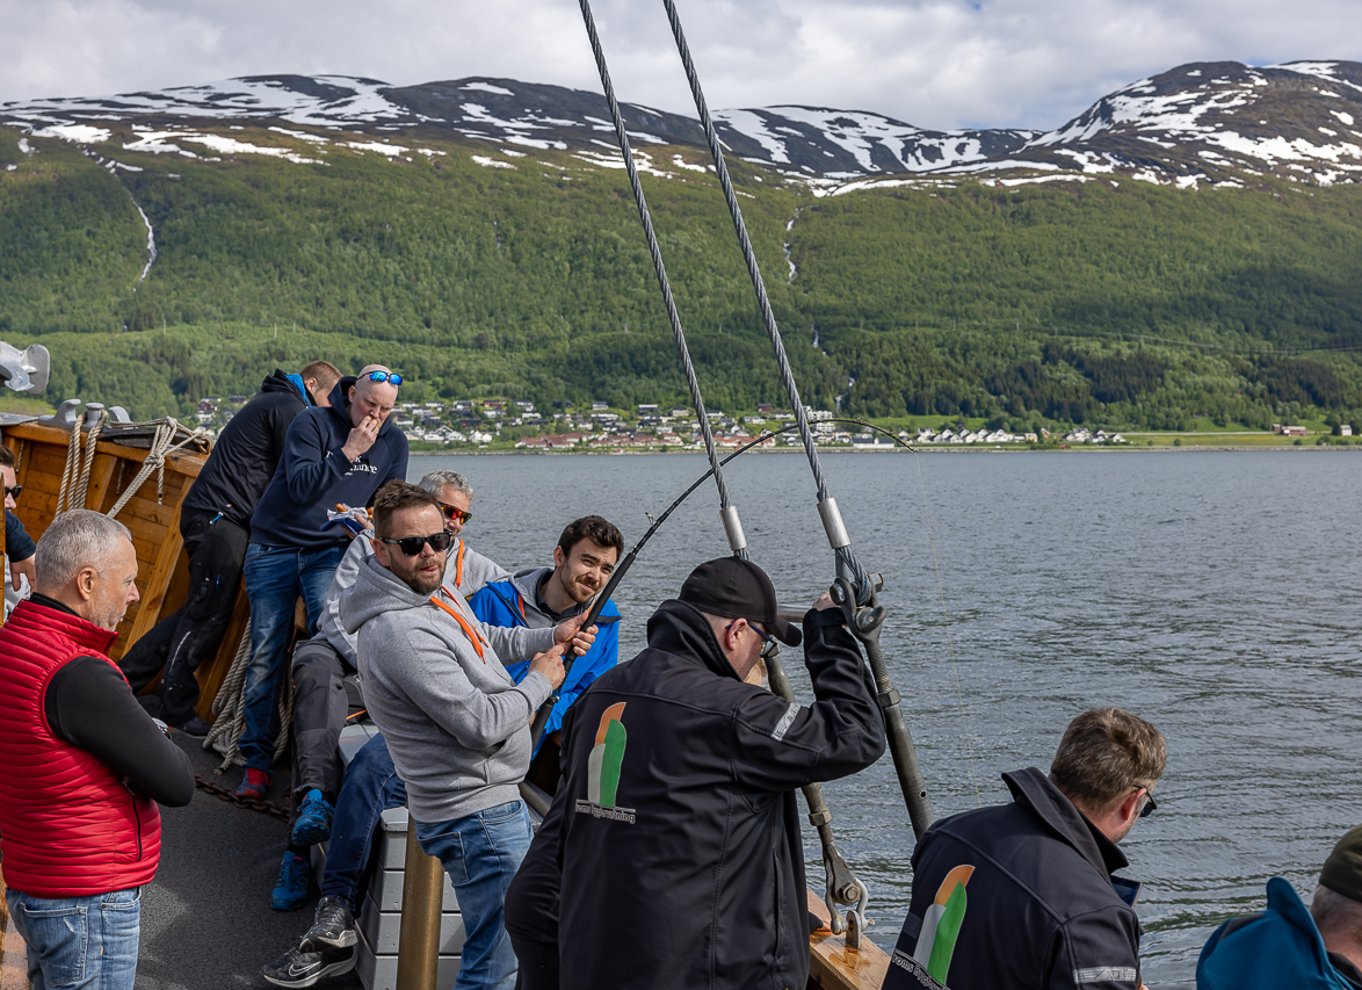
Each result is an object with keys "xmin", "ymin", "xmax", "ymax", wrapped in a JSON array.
[{"xmin": 340, "ymin": 556, "xmax": 556, "ymax": 823}]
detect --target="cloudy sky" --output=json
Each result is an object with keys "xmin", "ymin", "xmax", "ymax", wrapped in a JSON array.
[{"xmin": 1, "ymin": 0, "xmax": 1357, "ymax": 130}]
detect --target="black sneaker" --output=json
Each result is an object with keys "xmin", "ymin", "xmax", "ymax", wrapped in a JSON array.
[
  {"xmin": 171, "ymin": 715, "xmax": 212, "ymax": 737},
  {"xmin": 300, "ymin": 895, "xmax": 357, "ymax": 950},
  {"xmin": 260, "ymin": 942, "xmax": 355, "ymax": 988}
]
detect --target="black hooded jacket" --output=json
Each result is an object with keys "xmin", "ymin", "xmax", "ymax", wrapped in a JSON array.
[
  {"xmin": 882, "ymin": 767, "xmax": 1143, "ymax": 990},
  {"xmin": 183, "ymin": 370, "xmax": 311, "ymax": 528},
  {"xmin": 510, "ymin": 599, "xmax": 885, "ymax": 990}
]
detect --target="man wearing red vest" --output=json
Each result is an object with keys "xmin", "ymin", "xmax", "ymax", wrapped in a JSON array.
[{"xmin": 0, "ymin": 509, "xmax": 194, "ymax": 990}]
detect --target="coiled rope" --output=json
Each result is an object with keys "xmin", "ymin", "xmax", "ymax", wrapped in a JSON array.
[{"xmin": 576, "ymin": 0, "xmax": 747, "ymax": 556}]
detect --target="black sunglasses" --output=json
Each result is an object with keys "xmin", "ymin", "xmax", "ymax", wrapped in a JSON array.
[
  {"xmin": 438, "ymin": 502, "xmax": 471, "ymax": 525},
  {"xmin": 364, "ymin": 370, "xmax": 404, "ymax": 386},
  {"xmin": 1139, "ymin": 789, "xmax": 1158, "ymax": 819},
  {"xmin": 3, "ymin": 485, "xmax": 20, "ymax": 499},
  {"xmin": 378, "ymin": 530, "xmax": 454, "ymax": 557}
]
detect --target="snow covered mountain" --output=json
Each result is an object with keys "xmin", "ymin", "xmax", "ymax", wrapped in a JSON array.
[{"xmin": 5, "ymin": 60, "xmax": 1362, "ymax": 188}]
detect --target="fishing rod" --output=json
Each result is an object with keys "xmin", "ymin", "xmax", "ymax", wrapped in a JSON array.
[{"xmin": 529, "ymin": 418, "xmax": 899, "ymax": 748}]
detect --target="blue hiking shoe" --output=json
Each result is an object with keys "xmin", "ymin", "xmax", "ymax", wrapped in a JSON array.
[
  {"xmin": 290, "ymin": 789, "xmax": 334, "ymax": 846},
  {"xmin": 271, "ymin": 849, "xmax": 311, "ymax": 912}
]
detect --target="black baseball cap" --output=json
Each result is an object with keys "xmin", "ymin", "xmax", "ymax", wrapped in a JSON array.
[
  {"xmin": 1322, "ymin": 824, "xmax": 1362, "ymax": 903},
  {"xmin": 678, "ymin": 556, "xmax": 802, "ymax": 647}
]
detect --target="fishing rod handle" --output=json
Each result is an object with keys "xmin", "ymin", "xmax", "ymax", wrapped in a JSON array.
[{"xmin": 863, "ymin": 633, "xmax": 934, "ymax": 838}]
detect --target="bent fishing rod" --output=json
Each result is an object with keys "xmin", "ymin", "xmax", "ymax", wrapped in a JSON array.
[{"xmin": 528, "ymin": 419, "xmax": 893, "ymax": 746}]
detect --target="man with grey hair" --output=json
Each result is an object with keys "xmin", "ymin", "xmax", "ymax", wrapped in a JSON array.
[
  {"xmin": 267, "ymin": 469, "xmax": 508, "ymax": 913},
  {"xmin": 1197, "ymin": 824, "xmax": 1362, "ymax": 988},
  {"xmin": 883, "ymin": 706, "xmax": 1166, "ymax": 990},
  {"xmin": 236, "ymin": 364, "xmax": 408, "ymax": 804},
  {"xmin": 0, "ymin": 510, "xmax": 194, "ymax": 990}
]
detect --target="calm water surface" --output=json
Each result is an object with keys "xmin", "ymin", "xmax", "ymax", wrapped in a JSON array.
[{"xmin": 414, "ymin": 448, "xmax": 1362, "ymax": 989}]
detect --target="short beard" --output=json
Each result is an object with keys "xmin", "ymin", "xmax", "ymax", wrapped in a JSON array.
[{"xmin": 402, "ymin": 571, "xmax": 443, "ymax": 596}]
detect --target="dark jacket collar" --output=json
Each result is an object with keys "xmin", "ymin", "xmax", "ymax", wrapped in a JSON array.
[
  {"xmin": 644, "ymin": 599, "xmax": 739, "ymax": 681},
  {"xmin": 1004, "ymin": 766, "xmax": 1130, "ymax": 877}
]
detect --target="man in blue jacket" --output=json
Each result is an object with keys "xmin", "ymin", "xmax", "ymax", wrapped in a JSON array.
[
  {"xmin": 235, "ymin": 365, "xmax": 408, "ymax": 799},
  {"xmin": 1197, "ymin": 824, "xmax": 1362, "ymax": 989},
  {"xmin": 468, "ymin": 514, "xmax": 623, "ymax": 789},
  {"xmin": 119, "ymin": 362, "xmax": 339, "ymax": 736}
]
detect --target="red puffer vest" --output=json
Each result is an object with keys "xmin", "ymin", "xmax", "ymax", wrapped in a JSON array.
[{"xmin": 0, "ymin": 599, "xmax": 162, "ymax": 896}]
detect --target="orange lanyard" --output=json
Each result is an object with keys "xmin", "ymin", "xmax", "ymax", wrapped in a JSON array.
[
  {"xmin": 452, "ymin": 540, "xmax": 465, "ymax": 589},
  {"xmin": 429, "ymin": 585, "xmax": 488, "ymax": 662},
  {"xmin": 515, "ymin": 592, "xmax": 527, "ymax": 622}
]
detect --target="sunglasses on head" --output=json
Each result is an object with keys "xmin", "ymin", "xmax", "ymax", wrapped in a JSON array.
[
  {"xmin": 439, "ymin": 502, "xmax": 471, "ymax": 525},
  {"xmin": 364, "ymin": 370, "xmax": 404, "ymax": 386},
  {"xmin": 378, "ymin": 530, "xmax": 454, "ymax": 557},
  {"xmin": 3, "ymin": 485, "xmax": 21, "ymax": 499}
]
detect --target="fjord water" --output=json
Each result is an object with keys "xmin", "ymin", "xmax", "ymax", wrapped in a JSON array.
[{"xmin": 420, "ymin": 448, "xmax": 1361, "ymax": 988}]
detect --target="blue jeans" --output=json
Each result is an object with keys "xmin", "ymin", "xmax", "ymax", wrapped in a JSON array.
[
  {"xmin": 239, "ymin": 542, "xmax": 345, "ymax": 771},
  {"xmin": 416, "ymin": 801, "xmax": 533, "ymax": 990},
  {"xmin": 320, "ymin": 734, "xmax": 407, "ymax": 907},
  {"xmin": 5, "ymin": 886, "xmax": 141, "ymax": 990}
]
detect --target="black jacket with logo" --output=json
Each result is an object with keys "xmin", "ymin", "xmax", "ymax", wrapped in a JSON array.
[
  {"xmin": 510, "ymin": 599, "xmax": 885, "ymax": 990},
  {"xmin": 882, "ymin": 767, "xmax": 1143, "ymax": 990},
  {"xmin": 183, "ymin": 370, "xmax": 311, "ymax": 528}
]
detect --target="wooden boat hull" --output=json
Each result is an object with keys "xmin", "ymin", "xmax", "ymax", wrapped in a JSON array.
[{"xmin": 2, "ymin": 420, "xmax": 247, "ymax": 714}]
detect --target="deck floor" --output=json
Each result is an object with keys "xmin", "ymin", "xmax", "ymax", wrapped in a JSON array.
[{"xmin": 136, "ymin": 733, "xmax": 364, "ymax": 990}]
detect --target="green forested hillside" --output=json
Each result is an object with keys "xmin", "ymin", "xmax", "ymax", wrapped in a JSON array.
[{"xmin": 3, "ymin": 122, "xmax": 1362, "ymax": 428}]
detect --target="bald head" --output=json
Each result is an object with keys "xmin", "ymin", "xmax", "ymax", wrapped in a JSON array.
[{"xmin": 349, "ymin": 364, "xmax": 399, "ymax": 429}]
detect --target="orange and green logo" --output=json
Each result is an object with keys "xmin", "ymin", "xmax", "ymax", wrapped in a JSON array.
[
  {"xmin": 575, "ymin": 702, "xmax": 636, "ymax": 824},
  {"xmin": 914, "ymin": 864, "xmax": 974, "ymax": 985},
  {"xmin": 588, "ymin": 702, "xmax": 628, "ymax": 807}
]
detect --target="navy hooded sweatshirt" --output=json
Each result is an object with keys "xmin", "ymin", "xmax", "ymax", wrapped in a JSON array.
[{"xmin": 249, "ymin": 375, "xmax": 408, "ymax": 549}]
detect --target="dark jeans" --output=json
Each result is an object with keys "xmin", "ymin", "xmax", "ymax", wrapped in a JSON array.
[
  {"xmin": 290, "ymin": 637, "xmax": 356, "ymax": 801},
  {"xmin": 319, "ymin": 733, "xmax": 407, "ymax": 908},
  {"xmin": 119, "ymin": 509, "xmax": 249, "ymax": 725},
  {"xmin": 239, "ymin": 542, "xmax": 344, "ymax": 772}
]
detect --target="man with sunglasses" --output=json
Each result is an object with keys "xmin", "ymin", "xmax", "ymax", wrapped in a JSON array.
[
  {"xmin": 266, "ymin": 470, "xmax": 507, "ymax": 915},
  {"xmin": 881, "ymin": 707, "xmax": 1166, "ymax": 990},
  {"xmin": 236, "ymin": 365, "xmax": 408, "ymax": 802},
  {"xmin": 341, "ymin": 480, "xmax": 595, "ymax": 990},
  {"xmin": 1, "ymin": 443, "xmax": 36, "ymax": 617},
  {"xmin": 506, "ymin": 555, "xmax": 886, "ymax": 990}
]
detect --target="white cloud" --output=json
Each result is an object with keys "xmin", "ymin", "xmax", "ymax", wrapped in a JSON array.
[{"xmin": 0, "ymin": 0, "xmax": 1360, "ymax": 130}]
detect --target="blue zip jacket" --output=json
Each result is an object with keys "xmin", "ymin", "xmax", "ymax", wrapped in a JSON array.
[
  {"xmin": 467, "ymin": 566, "xmax": 620, "ymax": 748},
  {"xmin": 1197, "ymin": 877, "xmax": 1362, "ymax": 990},
  {"xmin": 249, "ymin": 375, "xmax": 408, "ymax": 549},
  {"xmin": 5, "ymin": 510, "xmax": 35, "ymax": 563}
]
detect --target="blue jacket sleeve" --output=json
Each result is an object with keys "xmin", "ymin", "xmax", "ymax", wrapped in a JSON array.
[
  {"xmin": 547, "ymin": 616, "xmax": 619, "ymax": 734},
  {"xmin": 5, "ymin": 510, "xmax": 36, "ymax": 562},
  {"xmin": 280, "ymin": 410, "xmax": 353, "ymax": 504}
]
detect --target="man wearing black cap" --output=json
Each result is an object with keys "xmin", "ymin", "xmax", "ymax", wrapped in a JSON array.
[
  {"xmin": 1197, "ymin": 824, "xmax": 1362, "ymax": 989},
  {"xmin": 505, "ymin": 555, "xmax": 886, "ymax": 990}
]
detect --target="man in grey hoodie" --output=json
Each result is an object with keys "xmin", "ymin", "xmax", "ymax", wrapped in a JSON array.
[{"xmin": 340, "ymin": 480, "xmax": 593, "ymax": 990}]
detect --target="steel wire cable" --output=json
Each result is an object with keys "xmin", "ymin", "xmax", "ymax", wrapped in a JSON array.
[
  {"xmin": 576, "ymin": 0, "xmax": 745, "ymax": 555},
  {"xmin": 658, "ymin": 0, "xmax": 870, "ymax": 591}
]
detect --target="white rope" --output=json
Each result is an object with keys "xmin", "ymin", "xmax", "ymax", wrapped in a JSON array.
[
  {"xmin": 104, "ymin": 418, "xmax": 212, "ymax": 520},
  {"xmin": 205, "ymin": 621, "xmax": 296, "ymax": 772},
  {"xmin": 55, "ymin": 417, "xmax": 83, "ymax": 514}
]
